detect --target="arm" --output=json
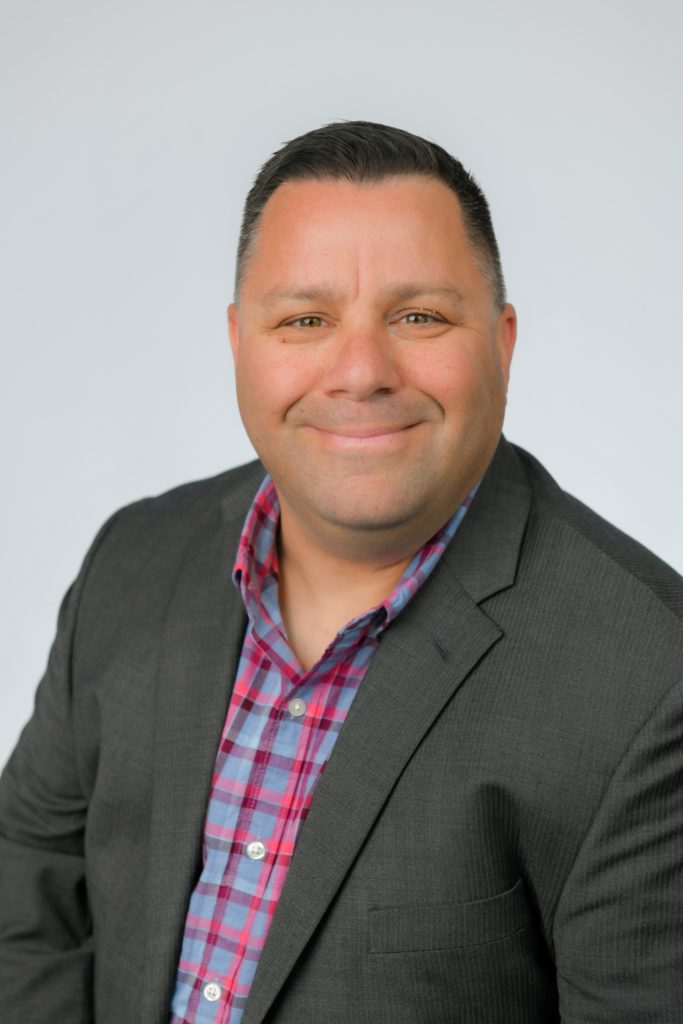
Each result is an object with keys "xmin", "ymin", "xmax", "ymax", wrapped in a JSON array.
[
  {"xmin": 553, "ymin": 679, "xmax": 683, "ymax": 1022},
  {"xmin": 0, "ymin": 517, "xmax": 118, "ymax": 1023}
]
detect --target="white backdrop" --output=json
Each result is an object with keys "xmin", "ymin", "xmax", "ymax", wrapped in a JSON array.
[{"xmin": 2, "ymin": 0, "xmax": 682, "ymax": 764}]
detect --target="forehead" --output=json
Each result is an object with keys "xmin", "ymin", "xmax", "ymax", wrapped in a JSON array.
[
  {"xmin": 243, "ymin": 175, "xmax": 481, "ymax": 298},
  {"xmin": 258, "ymin": 174, "xmax": 467, "ymax": 241}
]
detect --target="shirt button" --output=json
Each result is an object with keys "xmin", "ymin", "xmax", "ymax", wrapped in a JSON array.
[
  {"xmin": 246, "ymin": 840, "xmax": 267, "ymax": 860},
  {"xmin": 203, "ymin": 981, "xmax": 223, "ymax": 1002},
  {"xmin": 288, "ymin": 697, "xmax": 307, "ymax": 718}
]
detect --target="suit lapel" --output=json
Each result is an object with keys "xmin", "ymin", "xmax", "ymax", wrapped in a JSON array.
[
  {"xmin": 242, "ymin": 438, "xmax": 532, "ymax": 1024},
  {"xmin": 444, "ymin": 438, "xmax": 532, "ymax": 604},
  {"xmin": 141, "ymin": 465, "xmax": 263, "ymax": 1022}
]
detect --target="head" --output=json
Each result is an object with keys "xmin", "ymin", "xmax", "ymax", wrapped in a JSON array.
[{"xmin": 228, "ymin": 121, "xmax": 516, "ymax": 564}]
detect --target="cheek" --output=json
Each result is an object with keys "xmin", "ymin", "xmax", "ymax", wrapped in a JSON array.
[
  {"xmin": 236, "ymin": 346, "xmax": 320, "ymax": 424},
  {"xmin": 452, "ymin": 339, "xmax": 507, "ymax": 394},
  {"xmin": 410, "ymin": 349, "xmax": 488, "ymax": 411}
]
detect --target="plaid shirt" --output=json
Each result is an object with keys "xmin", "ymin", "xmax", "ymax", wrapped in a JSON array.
[{"xmin": 169, "ymin": 476, "xmax": 474, "ymax": 1023}]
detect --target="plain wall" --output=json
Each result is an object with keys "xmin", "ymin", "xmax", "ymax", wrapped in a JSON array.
[{"xmin": 2, "ymin": 0, "xmax": 682, "ymax": 764}]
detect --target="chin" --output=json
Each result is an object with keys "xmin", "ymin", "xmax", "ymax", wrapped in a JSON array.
[{"xmin": 316, "ymin": 493, "xmax": 426, "ymax": 535}]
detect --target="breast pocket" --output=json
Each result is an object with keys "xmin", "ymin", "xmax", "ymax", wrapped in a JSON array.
[{"xmin": 369, "ymin": 877, "xmax": 531, "ymax": 954}]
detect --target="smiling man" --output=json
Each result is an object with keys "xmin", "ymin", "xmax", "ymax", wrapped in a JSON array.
[{"xmin": 1, "ymin": 122, "xmax": 682, "ymax": 1024}]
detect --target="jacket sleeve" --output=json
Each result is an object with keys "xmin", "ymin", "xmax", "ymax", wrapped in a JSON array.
[
  {"xmin": 553, "ymin": 677, "xmax": 683, "ymax": 1022},
  {"xmin": 0, "ymin": 515, "xmax": 119, "ymax": 1024}
]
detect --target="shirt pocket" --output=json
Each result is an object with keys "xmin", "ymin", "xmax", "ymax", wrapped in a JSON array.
[{"xmin": 368, "ymin": 877, "xmax": 531, "ymax": 954}]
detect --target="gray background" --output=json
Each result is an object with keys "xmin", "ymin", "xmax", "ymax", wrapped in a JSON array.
[{"xmin": 2, "ymin": 0, "xmax": 681, "ymax": 764}]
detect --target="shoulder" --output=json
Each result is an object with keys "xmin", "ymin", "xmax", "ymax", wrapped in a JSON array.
[
  {"xmin": 106, "ymin": 459, "xmax": 264, "ymax": 535},
  {"xmin": 461, "ymin": 444, "xmax": 683, "ymax": 830},
  {"xmin": 102, "ymin": 457, "xmax": 263, "ymax": 538},
  {"xmin": 513, "ymin": 442, "xmax": 683, "ymax": 624},
  {"xmin": 489, "ymin": 442, "xmax": 683, "ymax": 742},
  {"xmin": 70, "ymin": 460, "xmax": 265, "ymax": 607}
]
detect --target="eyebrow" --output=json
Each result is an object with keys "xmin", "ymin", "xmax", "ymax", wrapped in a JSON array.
[
  {"xmin": 260, "ymin": 286, "xmax": 339, "ymax": 308},
  {"xmin": 259, "ymin": 283, "xmax": 465, "ymax": 308},
  {"xmin": 382, "ymin": 283, "xmax": 465, "ymax": 304}
]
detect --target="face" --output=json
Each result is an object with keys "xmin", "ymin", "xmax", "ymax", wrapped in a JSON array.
[{"xmin": 229, "ymin": 175, "xmax": 516, "ymax": 559}]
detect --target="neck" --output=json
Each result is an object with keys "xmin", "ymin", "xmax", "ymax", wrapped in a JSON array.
[
  {"xmin": 276, "ymin": 500, "xmax": 429, "ymax": 670},
  {"xmin": 279, "ymin": 501, "xmax": 416, "ymax": 605}
]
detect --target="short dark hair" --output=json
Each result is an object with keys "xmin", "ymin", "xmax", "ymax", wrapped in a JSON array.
[{"xmin": 234, "ymin": 120, "xmax": 506, "ymax": 309}]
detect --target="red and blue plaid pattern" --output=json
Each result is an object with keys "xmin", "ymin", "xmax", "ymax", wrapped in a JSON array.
[{"xmin": 169, "ymin": 476, "xmax": 474, "ymax": 1023}]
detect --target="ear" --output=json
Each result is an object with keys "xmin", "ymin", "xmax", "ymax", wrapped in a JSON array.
[
  {"xmin": 227, "ymin": 303, "xmax": 239, "ymax": 363},
  {"xmin": 495, "ymin": 303, "xmax": 517, "ymax": 386}
]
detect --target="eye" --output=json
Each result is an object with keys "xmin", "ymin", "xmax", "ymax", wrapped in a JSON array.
[
  {"xmin": 403, "ymin": 311, "xmax": 440, "ymax": 323},
  {"xmin": 388, "ymin": 307, "xmax": 453, "ymax": 339},
  {"xmin": 397, "ymin": 309, "xmax": 447, "ymax": 325},
  {"xmin": 284, "ymin": 315, "xmax": 326, "ymax": 329}
]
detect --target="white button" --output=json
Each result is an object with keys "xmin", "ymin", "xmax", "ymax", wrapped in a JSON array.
[
  {"xmin": 203, "ymin": 981, "xmax": 223, "ymax": 1002},
  {"xmin": 246, "ymin": 840, "xmax": 266, "ymax": 860},
  {"xmin": 288, "ymin": 697, "xmax": 307, "ymax": 718}
]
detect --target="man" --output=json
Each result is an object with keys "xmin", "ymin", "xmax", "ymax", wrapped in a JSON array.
[{"xmin": 1, "ymin": 121, "xmax": 681, "ymax": 1023}]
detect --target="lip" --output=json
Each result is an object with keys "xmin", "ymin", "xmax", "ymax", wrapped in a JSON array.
[
  {"xmin": 304, "ymin": 423, "xmax": 420, "ymax": 449},
  {"xmin": 311, "ymin": 424, "xmax": 416, "ymax": 438}
]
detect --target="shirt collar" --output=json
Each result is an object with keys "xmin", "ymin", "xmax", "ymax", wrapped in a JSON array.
[{"xmin": 233, "ymin": 475, "xmax": 477, "ymax": 641}]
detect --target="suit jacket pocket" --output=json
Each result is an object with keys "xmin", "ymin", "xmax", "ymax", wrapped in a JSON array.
[{"xmin": 369, "ymin": 877, "xmax": 530, "ymax": 953}]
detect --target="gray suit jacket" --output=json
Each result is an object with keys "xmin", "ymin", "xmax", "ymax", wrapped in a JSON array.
[{"xmin": 1, "ymin": 438, "xmax": 682, "ymax": 1023}]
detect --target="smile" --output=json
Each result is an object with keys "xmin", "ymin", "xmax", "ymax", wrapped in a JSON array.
[{"xmin": 305, "ymin": 423, "xmax": 420, "ymax": 450}]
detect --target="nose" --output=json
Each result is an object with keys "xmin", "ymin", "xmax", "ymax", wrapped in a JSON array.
[{"xmin": 321, "ymin": 322, "xmax": 402, "ymax": 400}]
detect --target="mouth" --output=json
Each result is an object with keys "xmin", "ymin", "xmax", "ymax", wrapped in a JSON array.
[{"xmin": 304, "ymin": 423, "xmax": 421, "ymax": 450}]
